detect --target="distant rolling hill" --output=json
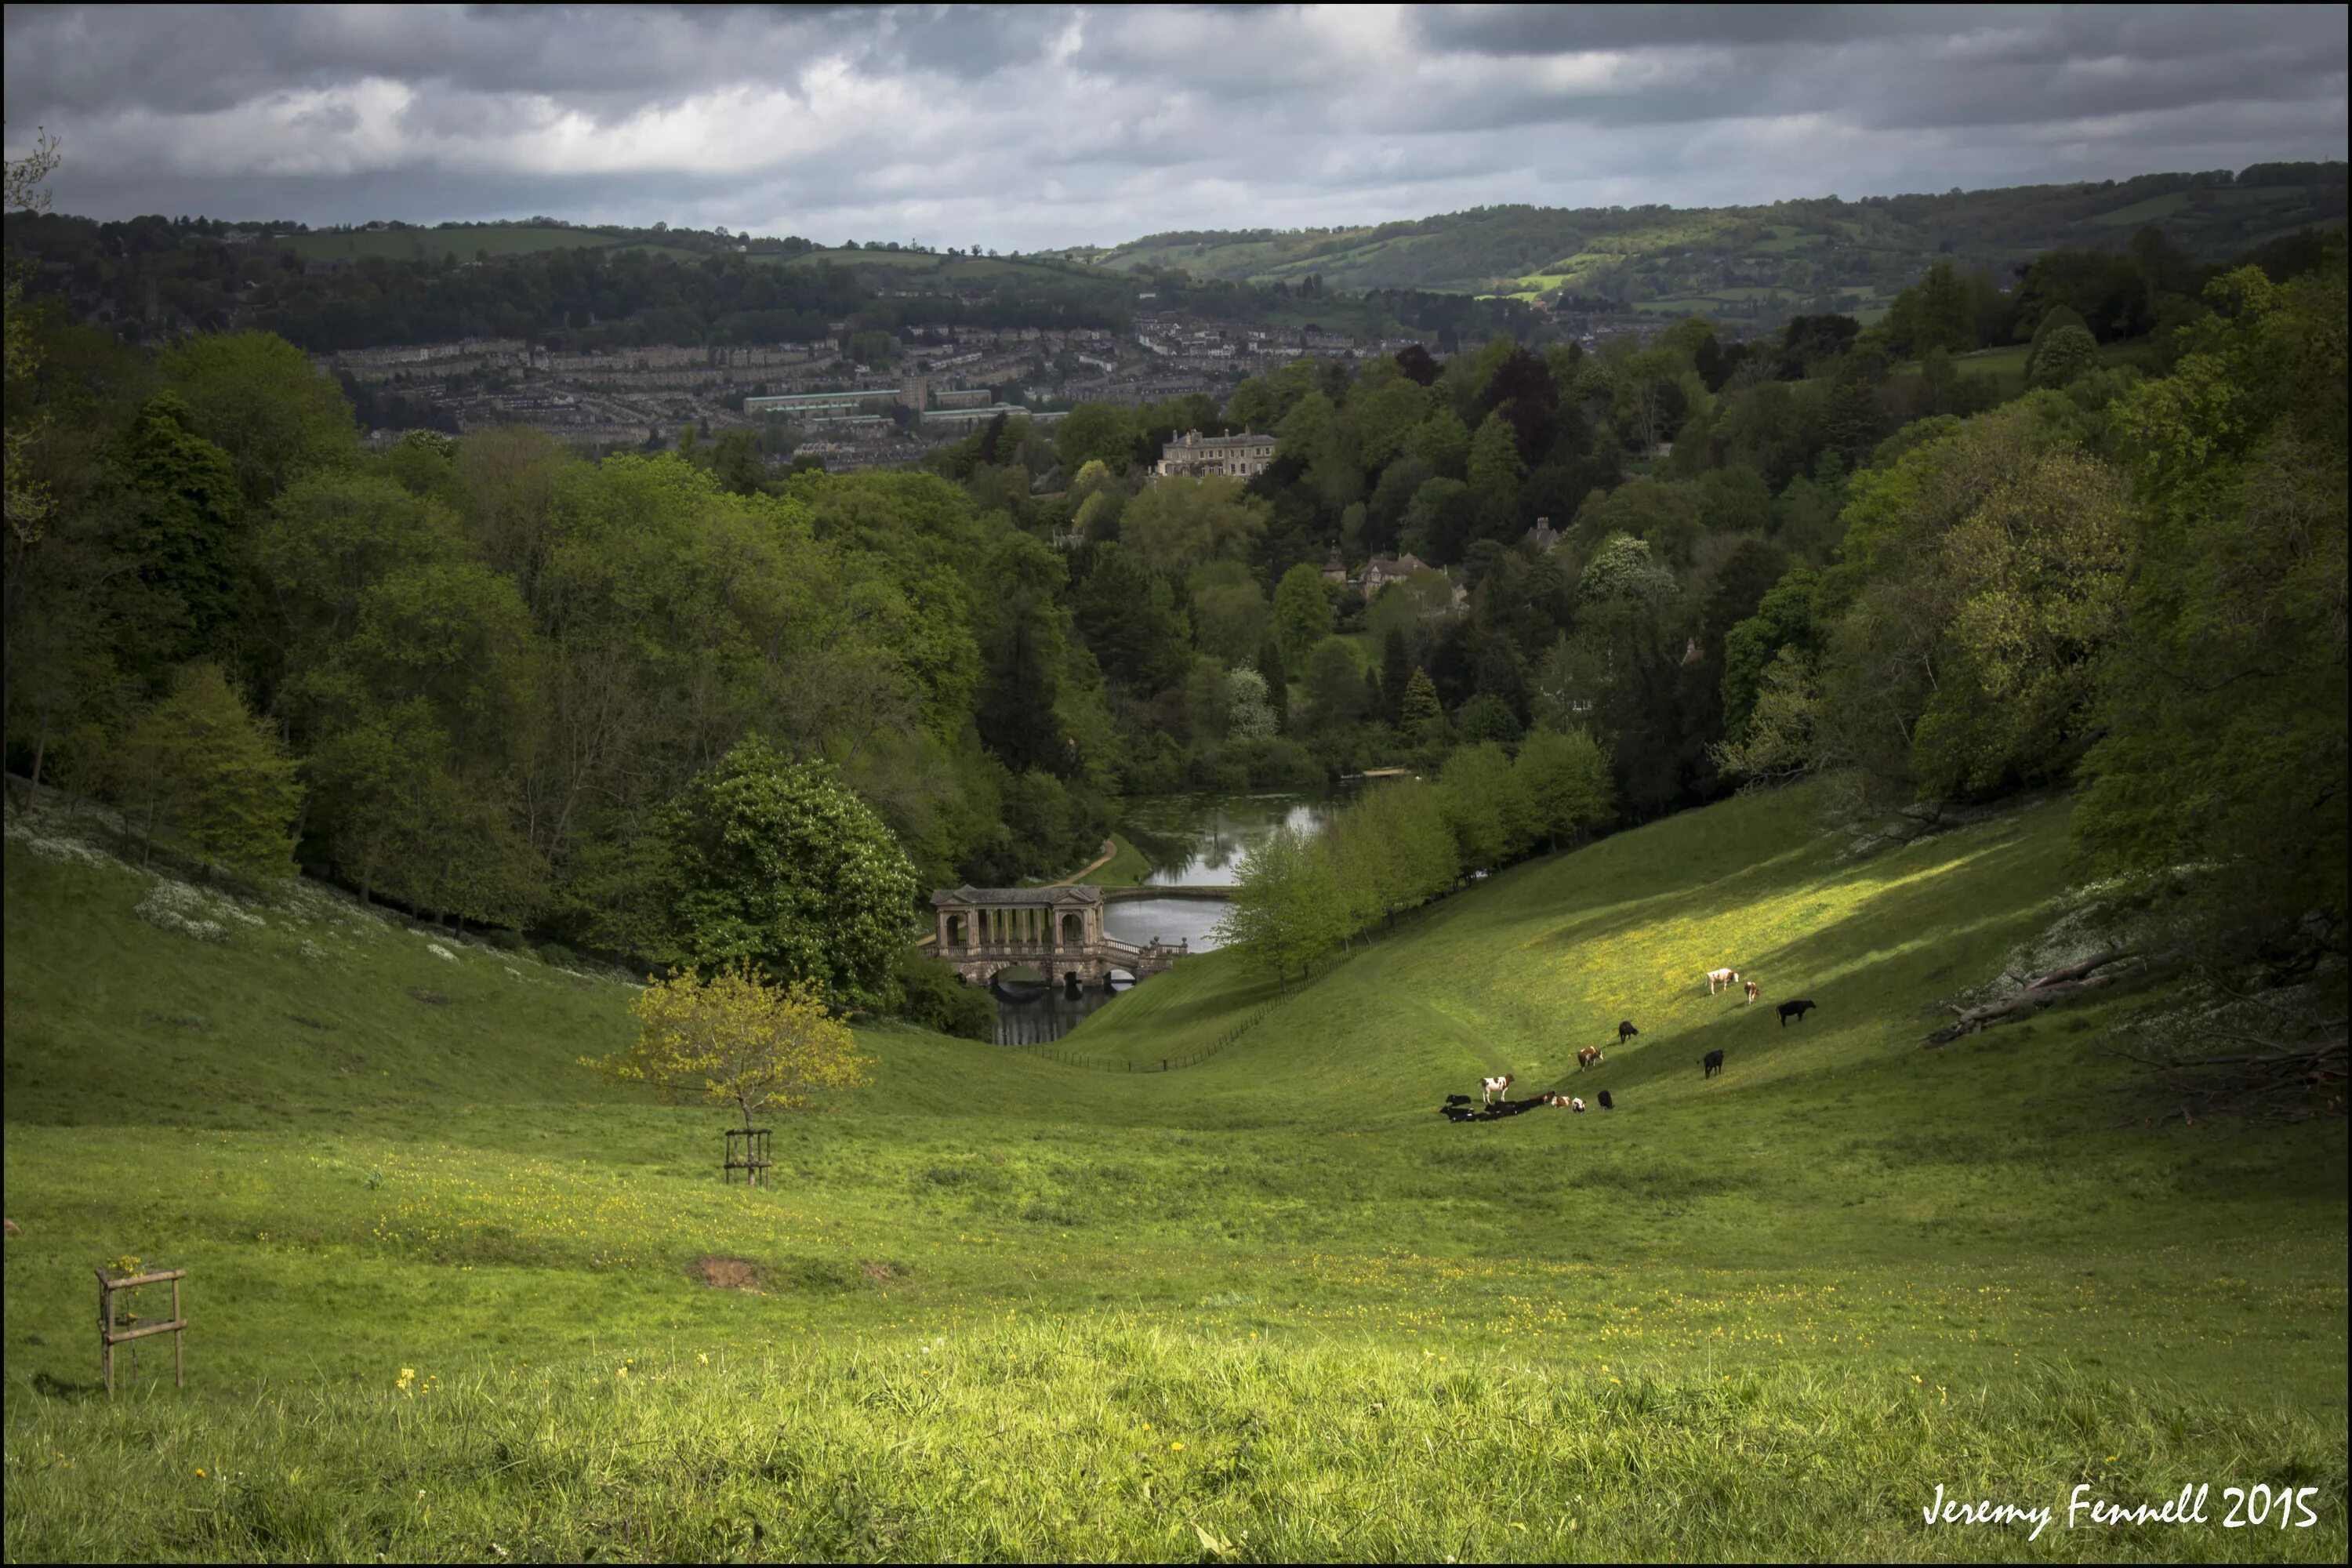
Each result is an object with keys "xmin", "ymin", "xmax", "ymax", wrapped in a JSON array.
[{"xmin": 1063, "ymin": 162, "xmax": 2347, "ymax": 321}]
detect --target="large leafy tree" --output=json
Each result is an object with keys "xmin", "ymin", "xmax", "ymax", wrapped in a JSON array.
[
  {"xmin": 663, "ymin": 739, "xmax": 918, "ymax": 1008},
  {"xmin": 2074, "ymin": 258, "xmax": 2348, "ymax": 965},
  {"xmin": 1214, "ymin": 822, "xmax": 1341, "ymax": 989},
  {"xmin": 117, "ymin": 662, "xmax": 301, "ymax": 880}
]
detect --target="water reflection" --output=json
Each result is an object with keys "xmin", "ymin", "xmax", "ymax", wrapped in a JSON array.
[
  {"xmin": 1102, "ymin": 896, "xmax": 1229, "ymax": 953},
  {"xmin": 992, "ymin": 975, "xmax": 1131, "ymax": 1046},
  {"xmin": 1121, "ymin": 793, "xmax": 1341, "ymax": 886}
]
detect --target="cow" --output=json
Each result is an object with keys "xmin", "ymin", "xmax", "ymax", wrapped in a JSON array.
[
  {"xmin": 1597, "ymin": 1091, "xmax": 1614, "ymax": 1110},
  {"xmin": 1481, "ymin": 1073, "xmax": 1515, "ymax": 1107},
  {"xmin": 1439, "ymin": 1105, "xmax": 1479, "ymax": 1123},
  {"xmin": 1777, "ymin": 999, "xmax": 1817, "ymax": 1027},
  {"xmin": 1569, "ymin": 1096, "xmax": 1587, "ymax": 1112},
  {"xmin": 1443, "ymin": 1094, "xmax": 1476, "ymax": 1107},
  {"xmin": 1577, "ymin": 1045, "xmax": 1603, "ymax": 1072},
  {"xmin": 1707, "ymin": 967, "xmax": 1740, "ymax": 994},
  {"xmin": 1700, "ymin": 1048, "xmax": 1725, "ymax": 1079},
  {"xmin": 1744, "ymin": 978, "xmax": 1760, "ymax": 1004},
  {"xmin": 1617, "ymin": 1020, "xmax": 1640, "ymax": 1045}
]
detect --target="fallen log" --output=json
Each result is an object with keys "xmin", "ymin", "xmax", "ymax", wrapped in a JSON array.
[{"xmin": 1923, "ymin": 949, "xmax": 2139, "ymax": 1047}]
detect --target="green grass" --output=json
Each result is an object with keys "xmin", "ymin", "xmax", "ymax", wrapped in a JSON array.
[{"xmin": 5, "ymin": 786, "xmax": 2343, "ymax": 1559}]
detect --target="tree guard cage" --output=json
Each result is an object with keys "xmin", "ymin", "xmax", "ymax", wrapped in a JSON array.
[
  {"xmin": 96, "ymin": 1266, "xmax": 187, "ymax": 1395},
  {"xmin": 724, "ymin": 1127, "xmax": 772, "ymax": 1188}
]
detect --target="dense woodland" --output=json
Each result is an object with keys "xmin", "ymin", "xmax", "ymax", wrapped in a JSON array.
[
  {"xmin": 5, "ymin": 127, "xmax": 2345, "ymax": 1025},
  {"xmin": 2, "ymin": 209, "xmax": 1555, "ymax": 355}
]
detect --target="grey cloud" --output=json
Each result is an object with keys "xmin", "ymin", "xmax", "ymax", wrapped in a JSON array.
[{"xmin": 5, "ymin": 4, "xmax": 2343, "ymax": 256}]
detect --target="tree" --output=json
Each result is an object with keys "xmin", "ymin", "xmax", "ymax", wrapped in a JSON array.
[
  {"xmin": 118, "ymin": 392, "xmax": 245, "ymax": 670},
  {"xmin": 1254, "ymin": 639, "xmax": 1290, "ymax": 732},
  {"xmin": 1120, "ymin": 475, "xmax": 1268, "ymax": 576},
  {"xmin": 2027, "ymin": 325, "xmax": 2098, "ymax": 388},
  {"xmin": 161, "ymin": 332, "xmax": 357, "ymax": 506},
  {"xmin": 1514, "ymin": 726, "xmax": 1616, "ymax": 851},
  {"xmin": 1188, "ymin": 561, "xmax": 1270, "ymax": 661},
  {"xmin": 1436, "ymin": 742, "xmax": 1534, "ymax": 870},
  {"xmin": 116, "ymin": 662, "xmax": 301, "ymax": 878},
  {"xmin": 1272, "ymin": 561, "xmax": 1331, "ymax": 675},
  {"xmin": 2073, "ymin": 258, "xmax": 2348, "ymax": 967},
  {"xmin": 590, "ymin": 965, "xmax": 868, "ymax": 1133},
  {"xmin": 1399, "ymin": 666, "xmax": 1443, "ymax": 746},
  {"xmin": 1214, "ymin": 823, "xmax": 1341, "ymax": 989},
  {"xmin": 1304, "ymin": 637, "xmax": 1370, "ymax": 732},
  {"xmin": 663, "ymin": 739, "xmax": 919, "ymax": 1009},
  {"xmin": 1074, "ymin": 544, "xmax": 1189, "ymax": 692},
  {"xmin": 1225, "ymin": 666, "xmax": 1279, "ymax": 740},
  {"xmin": 1467, "ymin": 409, "xmax": 1526, "ymax": 496},
  {"xmin": 1055, "ymin": 401, "xmax": 1139, "ymax": 473},
  {"xmin": 1380, "ymin": 628, "xmax": 1412, "ymax": 724}
]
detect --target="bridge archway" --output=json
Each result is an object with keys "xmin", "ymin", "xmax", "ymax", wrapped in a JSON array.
[{"xmin": 928, "ymin": 884, "xmax": 1188, "ymax": 990}]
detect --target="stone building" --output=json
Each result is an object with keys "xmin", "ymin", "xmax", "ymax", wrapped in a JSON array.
[{"xmin": 1156, "ymin": 429, "xmax": 1277, "ymax": 480}]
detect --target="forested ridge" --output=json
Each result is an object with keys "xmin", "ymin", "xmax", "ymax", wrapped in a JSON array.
[{"xmin": 7, "ymin": 121, "xmax": 2345, "ymax": 1029}]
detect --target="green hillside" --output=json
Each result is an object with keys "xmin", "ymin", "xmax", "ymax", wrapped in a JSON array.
[
  {"xmin": 5, "ymin": 787, "xmax": 2343, "ymax": 1559},
  {"xmin": 1074, "ymin": 164, "xmax": 2347, "ymax": 314}
]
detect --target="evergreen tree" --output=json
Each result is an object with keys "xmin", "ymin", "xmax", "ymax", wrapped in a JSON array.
[{"xmin": 1399, "ymin": 667, "xmax": 1443, "ymax": 746}]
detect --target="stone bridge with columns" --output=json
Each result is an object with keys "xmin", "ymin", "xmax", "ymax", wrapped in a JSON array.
[{"xmin": 928, "ymin": 884, "xmax": 1187, "ymax": 989}]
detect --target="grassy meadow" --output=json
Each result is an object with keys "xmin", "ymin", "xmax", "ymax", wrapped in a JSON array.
[{"xmin": 4, "ymin": 785, "xmax": 2344, "ymax": 1560}]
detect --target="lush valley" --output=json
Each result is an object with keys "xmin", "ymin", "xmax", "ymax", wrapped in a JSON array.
[
  {"xmin": 6, "ymin": 779, "xmax": 2343, "ymax": 1559},
  {"xmin": 5, "ymin": 120, "xmax": 2347, "ymax": 1562}
]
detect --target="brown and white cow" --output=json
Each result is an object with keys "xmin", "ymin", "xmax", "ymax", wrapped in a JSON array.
[
  {"xmin": 1707, "ymin": 967, "xmax": 1740, "ymax": 994},
  {"xmin": 1577, "ymin": 1045, "xmax": 1603, "ymax": 1071}
]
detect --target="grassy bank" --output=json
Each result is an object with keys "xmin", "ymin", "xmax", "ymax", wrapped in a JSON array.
[{"xmin": 5, "ymin": 785, "xmax": 2343, "ymax": 1559}]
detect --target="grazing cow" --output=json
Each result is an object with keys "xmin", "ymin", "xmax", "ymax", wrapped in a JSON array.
[
  {"xmin": 1444, "ymin": 1094, "xmax": 1476, "ymax": 1107},
  {"xmin": 1569, "ymin": 1096, "xmax": 1587, "ymax": 1112},
  {"xmin": 1598, "ymin": 1091, "xmax": 1614, "ymax": 1111},
  {"xmin": 1777, "ymin": 999, "xmax": 1817, "ymax": 1027},
  {"xmin": 1577, "ymin": 1045, "xmax": 1603, "ymax": 1072},
  {"xmin": 1744, "ymin": 978, "xmax": 1760, "ymax": 1004},
  {"xmin": 1481, "ymin": 1073, "xmax": 1515, "ymax": 1107},
  {"xmin": 1707, "ymin": 967, "xmax": 1740, "ymax": 994},
  {"xmin": 1439, "ymin": 1105, "xmax": 1479, "ymax": 1123},
  {"xmin": 1617, "ymin": 1020, "xmax": 1640, "ymax": 1045},
  {"xmin": 1700, "ymin": 1048, "xmax": 1726, "ymax": 1079}
]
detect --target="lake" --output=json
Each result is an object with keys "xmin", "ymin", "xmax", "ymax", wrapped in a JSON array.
[{"xmin": 987, "ymin": 790, "xmax": 1348, "ymax": 1045}]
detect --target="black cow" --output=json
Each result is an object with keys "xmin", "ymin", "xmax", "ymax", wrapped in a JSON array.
[
  {"xmin": 1617, "ymin": 1020, "xmax": 1640, "ymax": 1045},
  {"xmin": 1443, "ymin": 1094, "xmax": 1476, "ymax": 1107},
  {"xmin": 1700, "ymin": 1049, "xmax": 1725, "ymax": 1079},
  {"xmin": 1777, "ymin": 999, "xmax": 1817, "ymax": 1027},
  {"xmin": 1439, "ymin": 1105, "xmax": 1479, "ymax": 1122},
  {"xmin": 1598, "ymin": 1090, "xmax": 1614, "ymax": 1111}
]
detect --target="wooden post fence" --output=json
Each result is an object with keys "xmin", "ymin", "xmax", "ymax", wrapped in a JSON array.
[{"xmin": 96, "ymin": 1266, "xmax": 186, "ymax": 1396}]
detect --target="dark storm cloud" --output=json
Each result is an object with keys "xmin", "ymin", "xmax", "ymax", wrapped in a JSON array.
[{"xmin": 4, "ymin": 5, "xmax": 2343, "ymax": 252}]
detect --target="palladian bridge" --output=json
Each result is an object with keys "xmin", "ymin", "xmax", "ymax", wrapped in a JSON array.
[{"xmin": 929, "ymin": 884, "xmax": 1187, "ymax": 989}]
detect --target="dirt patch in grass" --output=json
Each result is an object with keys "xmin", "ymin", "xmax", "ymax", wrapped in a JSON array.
[
  {"xmin": 698, "ymin": 1255, "xmax": 761, "ymax": 1291},
  {"xmin": 406, "ymin": 989, "xmax": 448, "ymax": 1007}
]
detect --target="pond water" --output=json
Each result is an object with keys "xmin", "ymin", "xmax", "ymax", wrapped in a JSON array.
[
  {"xmin": 1120, "ymin": 793, "xmax": 1343, "ymax": 887},
  {"xmin": 986, "ymin": 790, "xmax": 1356, "ymax": 1046},
  {"xmin": 991, "ymin": 976, "xmax": 1131, "ymax": 1046}
]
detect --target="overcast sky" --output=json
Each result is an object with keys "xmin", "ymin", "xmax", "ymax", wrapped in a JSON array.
[{"xmin": 5, "ymin": 4, "xmax": 2344, "ymax": 250}]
